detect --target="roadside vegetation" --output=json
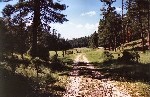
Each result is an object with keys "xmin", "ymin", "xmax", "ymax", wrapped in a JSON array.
[
  {"xmin": 84, "ymin": 48, "xmax": 150, "ymax": 97},
  {"xmin": 0, "ymin": 49, "xmax": 76, "ymax": 97},
  {"xmin": 84, "ymin": 49, "xmax": 104, "ymax": 63}
]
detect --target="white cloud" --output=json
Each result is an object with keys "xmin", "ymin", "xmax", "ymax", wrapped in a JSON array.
[
  {"xmin": 76, "ymin": 23, "xmax": 98, "ymax": 30},
  {"xmin": 115, "ymin": 7, "xmax": 122, "ymax": 13},
  {"xmin": 68, "ymin": 22, "xmax": 75, "ymax": 25},
  {"xmin": 76, "ymin": 24, "xmax": 83, "ymax": 28},
  {"xmin": 51, "ymin": 21, "xmax": 99, "ymax": 39},
  {"xmin": 85, "ymin": 23, "xmax": 95, "ymax": 30},
  {"xmin": 81, "ymin": 11, "xmax": 96, "ymax": 17}
]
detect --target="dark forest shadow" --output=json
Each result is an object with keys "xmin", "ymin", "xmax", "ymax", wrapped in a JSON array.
[
  {"xmin": 95, "ymin": 61, "xmax": 150, "ymax": 83},
  {"xmin": 0, "ymin": 56, "xmax": 69, "ymax": 97},
  {"xmin": 0, "ymin": 67, "xmax": 62, "ymax": 97}
]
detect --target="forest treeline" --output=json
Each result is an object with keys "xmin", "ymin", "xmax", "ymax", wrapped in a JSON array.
[
  {"xmin": 69, "ymin": 0, "xmax": 150, "ymax": 52},
  {"xmin": 0, "ymin": 0, "xmax": 150, "ymax": 61},
  {"xmin": 0, "ymin": 0, "xmax": 71, "ymax": 61}
]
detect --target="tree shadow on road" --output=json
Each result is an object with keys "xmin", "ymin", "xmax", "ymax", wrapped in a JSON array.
[{"xmin": 66, "ymin": 60, "xmax": 150, "ymax": 84}]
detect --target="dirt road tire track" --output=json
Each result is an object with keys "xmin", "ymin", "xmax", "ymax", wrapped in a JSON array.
[{"xmin": 63, "ymin": 54, "xmax": 131, "ymax": 97}]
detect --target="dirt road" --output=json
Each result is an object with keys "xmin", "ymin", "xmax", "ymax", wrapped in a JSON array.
[{"xmin": 63, "ymin": 54, "xmax": 131, "ymax": 97}]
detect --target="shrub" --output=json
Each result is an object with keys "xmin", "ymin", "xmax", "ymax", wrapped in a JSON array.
[
  {"xmin": 120, "ymin": 50, "xmax": 140, "ymax": 63},
  {"xmin": 50, "ymin": 54, "xmax": 60, "ymax": 63},
  {"xmin": 50, "ymin": 54, "xmax": 65, "ymax": 71},
  {"xmin": 36, "ymin": 46, "xmax": 49, "ymax": 61},
  {"xmin": 102, "ymin": 51, "xmax": 114, "ymax": 64},
  {"xmin": 28, "ymin": 45, "xmax": 49, "ymax": 61}
]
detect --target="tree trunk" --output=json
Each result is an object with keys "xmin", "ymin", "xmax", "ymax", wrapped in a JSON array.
[
  {"xmin": 148, "ymin": 1, "xmax": 150, "ymax": 50},
  {"xmin": 114, "ymin": 36, "xmax": 117, "ymax": 52},
  {"xmin": 36, "ymin": 65, "xmax": 39, "ymax": 81},
  {"xmin": 31, "ymin": 0, "xmax": 41, "ymax": 58},
  {"xmin": 20, "ymin": 6, "xmax": 24, "ymax": 60},
  {"xmin": 109, "ymin": 38, "xmax": 111, "ymax": 51},
  {"xmin": 122, "ymin": 0, "xmax": 125, "ymax": 44},
  {"xmin": 109, "ymin": 44, "xmax": 110, "ymax": 51},
  {"xmin": 65, "ymin": 50, "xmax": 67, "ymax": 55},
  {"xmin": 11, "ymin": 50, "xmax": 14, "ymax": 58},
  {"xmin": 138, "ymin": 3, "xmax": 145, "ymax": 53},
  {"xmin": 62, "ymin": 50, "xmax": 65, "ymax": 57},
  {"xmin": 21, "ymin": 53, "xmax": 24, "ymax": 60},
  {"xmin": 55, "ymin": 51, "xmax": 58, "ymax": 55}
]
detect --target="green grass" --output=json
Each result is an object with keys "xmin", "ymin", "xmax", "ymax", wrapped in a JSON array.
[
  {"xmin": 75, "ymin": 47, "xmax": 92, "ymax": 53},
  {"xmin": 84, "ymin": 49, "xmax": 104, "ymax": 63},
  {"xmin": 49, "ymin": 50, "xmax": 76, "ymax": 64},
  {"xmin": 0, "ymin": 51, "xmax": 74, "ymax": 97},
  {"xmin": 110, "ymin": 50, "xmax": 150, "ymax": 97},
  {"xmin": 50, "ymin": 49, "xmax": 79, "ymax": 59},
  {"xmin": 108, "ymin": 51, "xmax": 121, "ymax": 59},
  {"xmin": 49, "ymin": 51, "xmax": 64, "ymax": 58},
  {"xmin": 59, "ymin": 54, "xmax": 75, "ymax": 63},
  {"xmin": 15, "ymin": 63, "xmax": 69, "ymax": 96},
  {"xmin": 113, "ymin": 50, "xmax": 150, "ymax": 64},
  {"xmin": 0, "ymin": 64, "xmax": 68, "ymax": 96},
  {"xmin": 139, "ymin": 50, "xmax": 150, "ymax": 64},
  {"xmin": 0, "ymin": 48, "xmax": 83, "ymax": 96},
  {"xmin": 2, "ymin": 47, "xmax": 149, "ymax": 97},
  {"xmin": 49, "ymin": 49, "xmax": 87, "ymax": 64},
  {"xmin": 81, "ymin": 47, "xmax": 150, "ymax": 97}
]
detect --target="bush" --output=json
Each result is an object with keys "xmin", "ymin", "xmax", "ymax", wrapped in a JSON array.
[
  {"xmin": 120, "ymin": 50, "xmax": 140, "ymax": 63},
  {"xmin": 102, "ymin": 51, "xmax": 114, "ymax": 64},
  {"xmin": 29, "ymin": 45, "xmax": 49, "ymax": 61},
  {"xmin": 49, "ymin": 54, "xmax": 65, "ymax": 71},
  {"xmin": 50, "ymin": 54, "xmax": 60, "ymax": 63},
  {"xmin": 37, "ymin": 46, "xmax": 49, "ymax": 61}
]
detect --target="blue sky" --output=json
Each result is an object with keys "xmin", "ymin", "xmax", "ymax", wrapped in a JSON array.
[{"xmin": 0, "ymin": 0, "xmax": 123, "ymax": 39}]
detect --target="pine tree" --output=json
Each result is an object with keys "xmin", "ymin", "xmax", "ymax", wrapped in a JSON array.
[
  {"xmin": 2, "ymin": 0, "xmax": 68, "ymax": 58},
  {"xmin": 90, "ymin": 31, "xmax": 98, "ymax": 48}
]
